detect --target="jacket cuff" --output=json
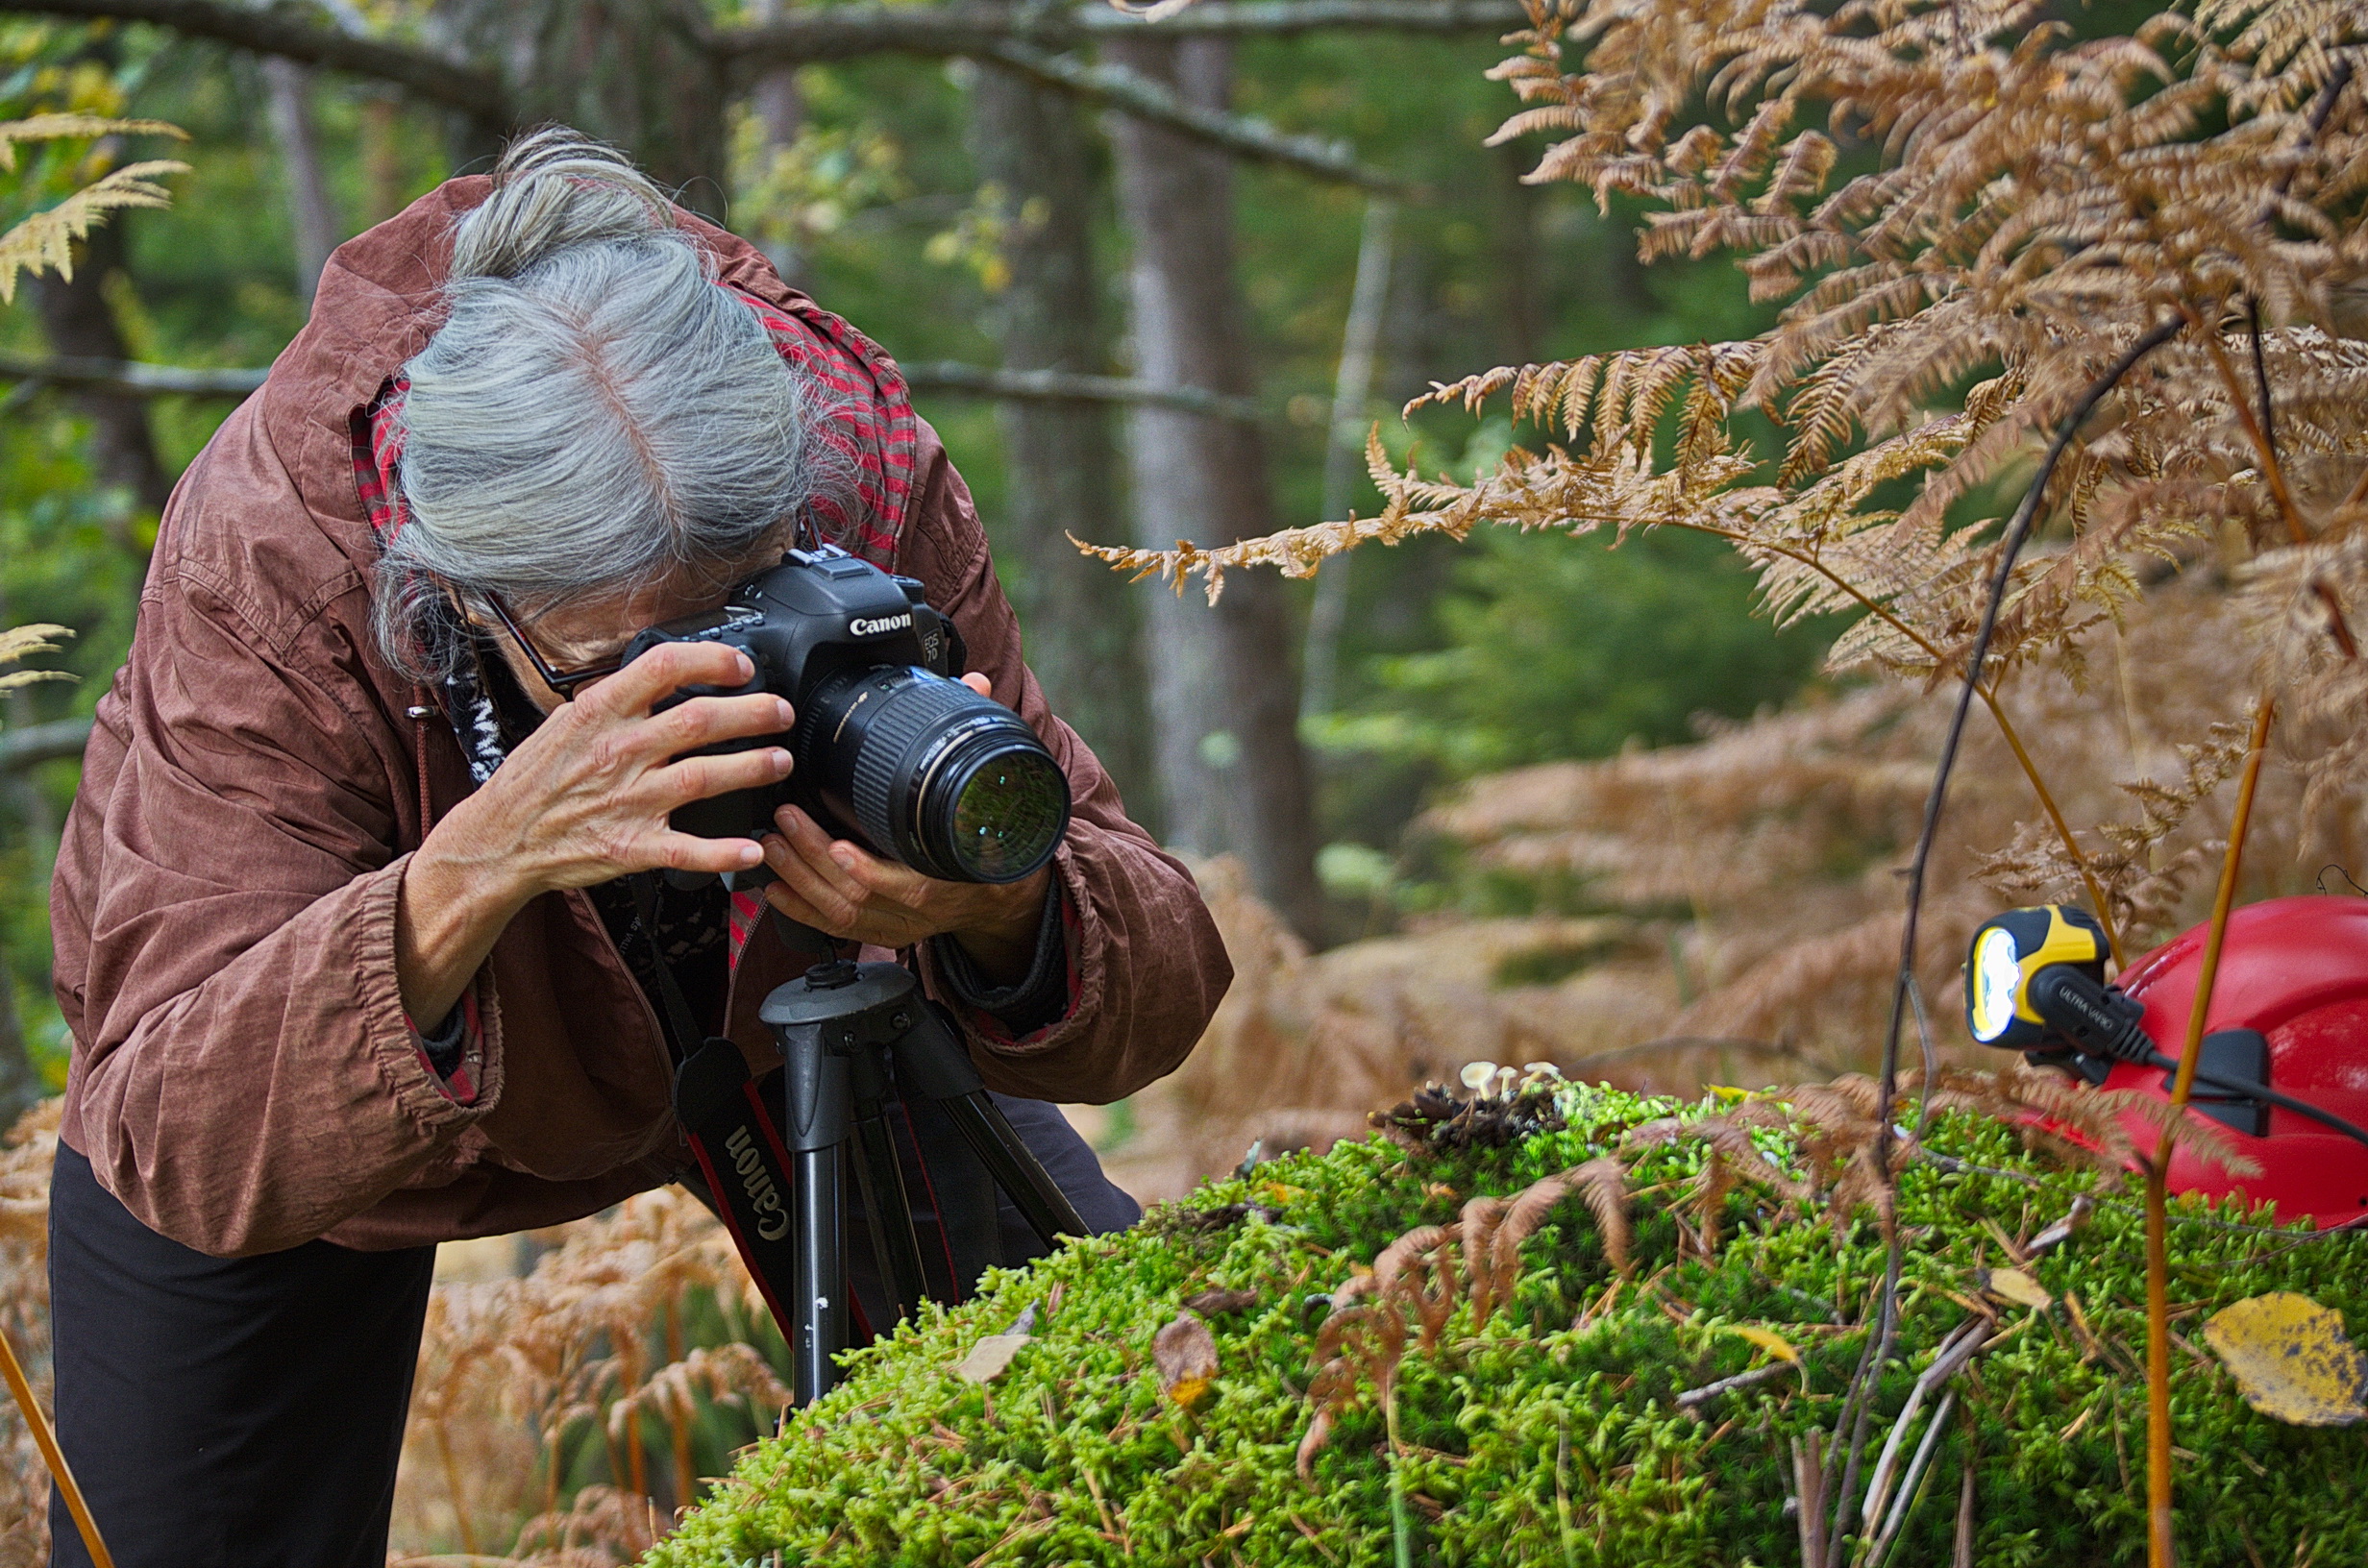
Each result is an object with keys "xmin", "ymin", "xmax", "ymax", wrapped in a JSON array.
[
  {"xmin": 921, "ymin": 842, "xmax": 1104, "ymax": 1069},
  {"xmin": 365, "ymin": 854, "xmax": 504, "ymax": 1126},
  {"xmin": 406, "ymin": 987, "xmax": 489, "ymax": 1105},
  {"xmin": 928, "ymin": 877, "xmax": 1072, "ymax": 1039}
]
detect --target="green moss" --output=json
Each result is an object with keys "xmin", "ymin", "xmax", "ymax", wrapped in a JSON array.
[{"xmin": 650, "ymin": 1087, "xmax": 2368, "ymax": 1567}]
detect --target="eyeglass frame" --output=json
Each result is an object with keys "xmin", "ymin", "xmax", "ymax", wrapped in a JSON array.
[
  {"xmin": 470, "ymin": 506, "xmax": 823, "ymax": 702},
  {"xmin": 481, "ymin": 591, "xmax": 628, "ymax": 702}
]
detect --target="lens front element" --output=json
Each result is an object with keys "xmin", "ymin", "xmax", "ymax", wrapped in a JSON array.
[
  {"xmin": 802, "ymin": 666, "xmax": 1071, "ymax": 883},
  {"xmin": 945, "ymin": 747, "xmax": 1068, "ymax": 881}
]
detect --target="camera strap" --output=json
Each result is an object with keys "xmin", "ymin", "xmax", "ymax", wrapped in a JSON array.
[{"xmin": 628, "ymin": 874, "xmax": 806, "ymax": 1336}]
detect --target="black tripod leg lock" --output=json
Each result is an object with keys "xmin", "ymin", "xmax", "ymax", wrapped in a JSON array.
[{"xmin": 675, "ymin": 1037, "xmax": 803, "ymax": 1334}]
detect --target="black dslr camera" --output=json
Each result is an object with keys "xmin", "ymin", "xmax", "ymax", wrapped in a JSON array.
[{"xmin": 621, "ymin": 545, "xmax": 1070, "ymax": 884}]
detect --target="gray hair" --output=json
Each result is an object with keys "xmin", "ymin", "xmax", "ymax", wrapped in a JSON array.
[{"xmin": 373, "ymin": 129, "xmax": 827, "ymax": 684}]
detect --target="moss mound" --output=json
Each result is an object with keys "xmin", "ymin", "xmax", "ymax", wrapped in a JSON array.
[{"xmin": 651, "ymin": 1085, "xmax": 2368, "ymax": 1566}]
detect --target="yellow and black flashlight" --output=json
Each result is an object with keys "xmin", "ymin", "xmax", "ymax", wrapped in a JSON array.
[{"xmin": 1963, "ymin": 903, "xmax": 2115, "ymax": 1052}]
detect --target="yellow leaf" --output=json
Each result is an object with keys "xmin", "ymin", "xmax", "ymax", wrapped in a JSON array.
[
  {"xmin": 1253, "ymin": 1180, "xmax": 1305, "ymax": 1207},
  {"xmin": 2204, "ymin": 1292, "xmax": 2368, "ymax": 1428},
  {"xmin": 1168, "ymin": 1375, "xmax": 1213, "ymax": 1410},
  {"xmin": 1984, "ymin": 1267, "xmax": 2054, "ymax": 1311},
  {"xmin": 1720, "ymin": 1325, "xmax": 1800, "ymax": 1364}
]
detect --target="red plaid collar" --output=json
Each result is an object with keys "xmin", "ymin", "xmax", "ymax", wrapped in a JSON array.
[{"xmin": 351, "ymin": 284, "xmax": 914, "ymax": 568}]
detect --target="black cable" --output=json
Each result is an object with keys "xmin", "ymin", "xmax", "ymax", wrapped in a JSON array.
[{"xmin": 2143, "ymin": 1052, "xmax": 2368, "ymax": 1155}]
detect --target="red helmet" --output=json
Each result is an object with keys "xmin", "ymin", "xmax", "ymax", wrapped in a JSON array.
[{"xmin": 2104, "ymin": 895, "xmax": 2368, "ymax": 1229}]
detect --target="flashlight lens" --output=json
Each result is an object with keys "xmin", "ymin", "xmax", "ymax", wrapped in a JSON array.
[{"xmin": 1970, "ymin": 926, "xmax": 2022, "ymax": 1043}]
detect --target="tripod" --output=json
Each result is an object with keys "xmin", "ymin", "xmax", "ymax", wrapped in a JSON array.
[
  {"xmin": 672, "ymin": 953, "xmax": 1082, "ymax": 1405},
  {"xmin": 650, "ymin": 868, "xmax": 1088, "ymax": 1404}
]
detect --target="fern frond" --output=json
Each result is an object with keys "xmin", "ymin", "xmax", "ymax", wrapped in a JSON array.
[
  {"xmin": 0, "ymin": 159, "xmax": 188, "ymax": 304},
  {"xmin": 0, "ymin": 114, "xmax": 183, "ymax": 171}
]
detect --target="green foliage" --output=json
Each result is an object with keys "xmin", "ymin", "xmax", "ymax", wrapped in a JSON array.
[
  {"xmin": 1321, "ymin": 525, "xmax": 1832, "ymax": 776},
  {"xmin": 652, "ymin": 1088, "xmax": 2368, "ymax": 1568}
]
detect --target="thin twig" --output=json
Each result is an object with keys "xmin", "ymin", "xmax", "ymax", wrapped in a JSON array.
[
  {"xmin": 2144, "ymin": 695, "xmax": 2273, "ymax": 1568},
  {"xmin": 1866, "ymin": 1387, "xmax": 1957, "ymax": 1568},
  {"xmin": 1861, "ymin": 1322, "xmax": 1987, "ymax": 1532},
  {"xmin": 2187, "ymin": 308, "xmax": 2358, "ymax": 656},
  {"xmin": 1676, "ymin": 1359, "xmax": 1798, "ymax": 1413},
  {"xmin": 2247, "ymin": 299, "xmax": 2279, "ymax": 465},
  {"xmin": 0, "ymin": 1320, "xmax": 112, "ymax": 1567},
  {"xmin": 1794, "ymin": 1432, "xmax": 1828, "ymax": 1567},
  {"xmin": 1953, "ymin": 1441, "xmax": 1977, "ymax": 1568},
  {"xmin": 1837, "ymin": 317, "xmax": 2180, "ymax": 1563},
  {"xmin": 1907, "ymin": 975, "xmax": 1940, "ymax": 1142}
]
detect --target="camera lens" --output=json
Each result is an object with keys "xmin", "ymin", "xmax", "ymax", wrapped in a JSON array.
[{"xmin": 800, "ymin": 666, "xmax": 1070, "ymax": 883}]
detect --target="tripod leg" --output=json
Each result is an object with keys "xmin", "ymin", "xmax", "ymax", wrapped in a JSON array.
[
  {"xmin": 790, "ymin": 1144, "xmax": 845, "ymax": 1406},
  {"xmin": 780, "ymin": 1020, "xmax": 853, "ymax": 1407},
  {"xmin": 889, "ymin": 1002, "xmax": 1091, "ymax": 1250},
  {"xmin": 851, "ymin": 1108, "xmax": 929, "ymax": 1317},
  {"xmin": 937, "ymin": 1091, "xmax": 1089, "ymax": 1248}
]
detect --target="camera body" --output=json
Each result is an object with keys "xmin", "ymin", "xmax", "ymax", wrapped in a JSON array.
[{"xmin": 623, "ymin": 546, "xmax": 1070, "ymax": 885}]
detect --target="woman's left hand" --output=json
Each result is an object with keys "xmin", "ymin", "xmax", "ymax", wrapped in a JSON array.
[{"xmin": 758, "ymin": 674, "xmax": 1053, "ymax": 984}]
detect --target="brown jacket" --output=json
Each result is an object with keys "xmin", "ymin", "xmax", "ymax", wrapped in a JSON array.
[{"xmin": 48, "ymin": 179, "xmax": 1229, "ymax": 1258}]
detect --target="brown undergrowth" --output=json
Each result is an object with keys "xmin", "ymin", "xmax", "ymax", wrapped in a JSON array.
[
  {"xmin": 1122, "ymin": 582, "xmax": 2362, "ymax": 1203},
  {"xmin": 0, "ymin": 1115, "xmax": 784, "ymax": 1566}
]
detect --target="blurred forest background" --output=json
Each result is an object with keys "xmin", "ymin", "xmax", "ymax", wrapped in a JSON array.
[
  {"xmin": 1, "ymin": 0, "xmax": 2358, "ymax": 1556},
  {"xmin": 0, "ymin": 0, "xmax": 1835, "ymax": 1119}
]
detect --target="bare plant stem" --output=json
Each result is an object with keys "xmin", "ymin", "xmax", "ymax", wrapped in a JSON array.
[
  {"xmin": 0, "ymin": 1319, "xmax": 111, "ymax": 1567},
  {"xmin": 2188, "ymin": 307, "xmax": 2359, "ymax": 657},
  {"xmin": 667, "ymin": 1301, "xmax": 697, "ymax": 1512},
  {"xmin": 2143, "ymin": 695, "xmax": 2273, "ymax": 1568},
  {"xmin": 433, "ymin": 1421, "xmax": 480, "ymax": 1556},
  {"xmin": 1384, "ymin": 1383, "xmax": 1414, "ymax": 1568},
  {"xmin": 624, "ymin": 1357, "xmax": 650, "ymax": 1503},
  {"xmin": 1832, "ymin": 315, "xmax": 2181, "ymax": 1565},
  {"xmin": 1673, "ymin": 519, "xmax": 2122, "ymax": 960}
]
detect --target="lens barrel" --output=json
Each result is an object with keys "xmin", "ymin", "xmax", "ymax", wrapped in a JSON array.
[{"xmin": 800, "ymin": 666, "xmax": 1070, "ymax": 883}]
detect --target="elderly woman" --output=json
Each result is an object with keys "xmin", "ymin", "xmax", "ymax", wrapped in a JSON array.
[{"xmin": 44, "ymin": 132, "xmax": 1229, "ymax": 1566}]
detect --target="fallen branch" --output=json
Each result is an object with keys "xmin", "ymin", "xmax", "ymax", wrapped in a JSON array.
[
  {"xmin": 0, "ymin": 0, "xmax": 506, "ymax": 123},
  {"xmin": 717, "ymin": 0, "xmax": 1527, "ymax": 68},
  {"xmin": 0, "ymin": 717, "xmax": 93, "ymax": 773},
  {"xmin": 900, "ymin": 359, "xmax": 1260, "ymax": 421},
  {"xmin": 0, "ymin": 352, "xmax": 264, "ymax": 399},
  {"xmin": 987, "ymin": 41, "xmax": 1405, "ymax": 191},
  {"xmin": 1675, "ymin": 1359, "xmax": 1796, "ymax": 1414},
  {"xmin": 0, "ymin": 353, "xmax": 1258, "ymax": 421},
  {"xmin": 1861, "ymin": 1321, "xmax": 1990, "ymax": 1533}
]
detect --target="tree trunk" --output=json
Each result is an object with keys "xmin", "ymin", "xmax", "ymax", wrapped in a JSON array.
[
  {"xmin": 0, "ymin": 582, "xmax": 53, "ymax": 1130},
  {"xmin": 1301, "ymin": 195, "xmax": 1394, "ymax": 722},
  {"xmin": 263, "ymin": 58, "xmax": 341, "ymax": 302},
  {"xmin": 968, "ymin": 61, "xmax": 1154, "ymax": 813},
  {"xmin": 360, "ymin": 93, "xmax": 408, "ymax": 225},
  {"xmin": 431, "ymin": 0, "xmax": 731, "ymax": 200},
  {"xmin": 1492, "ymin": 139, "xmax": 1542, "ymax": 364},
  {"xmin": 748, "ymin": 0, "xmax": 807, "ymax": 284},
  {"xmin": 1104, "ymin": 35, "xmax": 1324, "ymax": 943},
  {"xmin": 0, "ymin": 957, "xmax": 41, "ymax": 1132},
  {"xmin": 32, "ymin": 221, "xmax": 173, "ymax": 544}
]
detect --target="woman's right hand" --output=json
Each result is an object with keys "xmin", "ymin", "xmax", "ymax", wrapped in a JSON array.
[{"xmin": 395, "ymin": 641, "xmax": 797, "ymax": 1028}]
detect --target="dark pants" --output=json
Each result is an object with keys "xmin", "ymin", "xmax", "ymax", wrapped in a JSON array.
[{"xmin": 47, "ymin": 1096, "xmax": 1133, "ymax": 1567}]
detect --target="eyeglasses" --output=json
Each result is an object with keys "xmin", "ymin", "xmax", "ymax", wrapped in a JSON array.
[{"xmin": 481, "ymin": 592, "xmax": 627, "ymax": 702}]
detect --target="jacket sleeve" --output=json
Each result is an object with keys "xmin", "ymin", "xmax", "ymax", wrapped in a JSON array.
[
  {"xmin": 898, "ymin": 426, "xmax": 1232, "ymax": 1103},
  {"xmin": 52, "ymin": 560, "xmax": 504, "ymax": 1257}
]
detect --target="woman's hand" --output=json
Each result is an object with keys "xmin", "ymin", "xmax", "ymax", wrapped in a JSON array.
[
  {"xmin": 397, "ymin": 642, "xmax": 800, "ymax": 1027},
  {"xmin": 759, "ymin": 674, "xmax": 1053, "ymax": 985}
]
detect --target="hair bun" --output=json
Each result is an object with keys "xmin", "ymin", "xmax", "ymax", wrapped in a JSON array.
[{"xmin": 448, "ymin": 127, "xmax": 675, "ymax": 282}]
